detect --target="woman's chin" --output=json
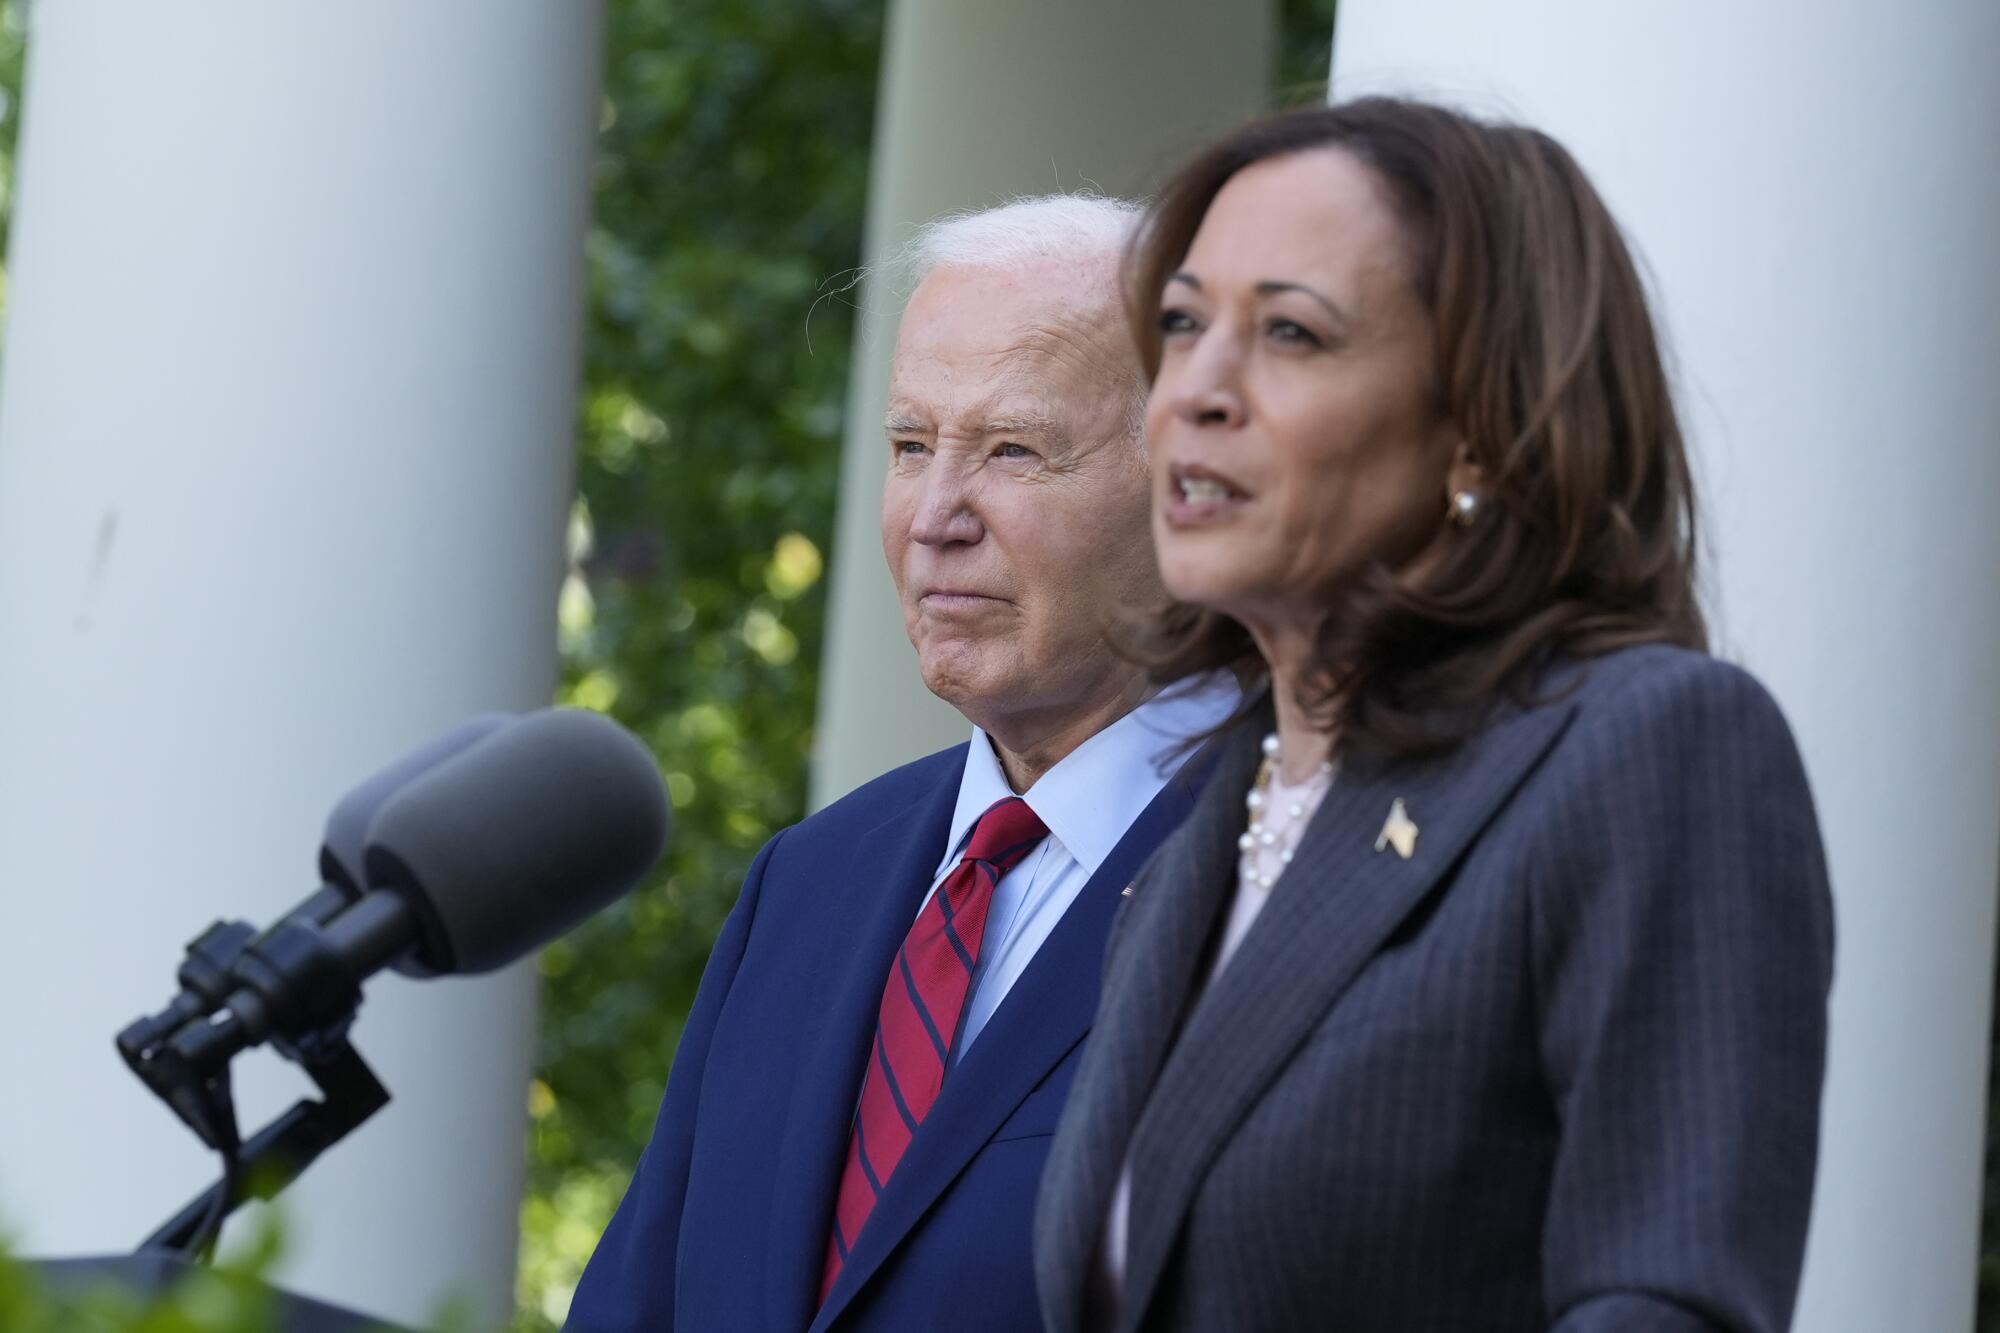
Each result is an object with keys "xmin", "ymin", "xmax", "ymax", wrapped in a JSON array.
[{"xmin": 1162, "ymin": 567, "xmax": 1252, "ymax": 621}]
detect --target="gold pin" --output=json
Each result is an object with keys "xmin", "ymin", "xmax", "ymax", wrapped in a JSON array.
[{"xmin": 1374, "ymin": 798, "xmax": 1419, "ymax": 860}]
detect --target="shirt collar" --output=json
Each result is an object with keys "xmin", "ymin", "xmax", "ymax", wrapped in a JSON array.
[{"xmin": 943, "ymin": 674, "xmax": 1241, "ymax": 878}]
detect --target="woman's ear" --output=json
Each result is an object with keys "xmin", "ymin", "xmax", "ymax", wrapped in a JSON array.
[
  {"xmin": 1444, "ymin": 439, "xmax": 1487, "ymax": 504},
  {"xmin": 1441, "ymin": 440, "xmax": 1491, "ymax": 529}
]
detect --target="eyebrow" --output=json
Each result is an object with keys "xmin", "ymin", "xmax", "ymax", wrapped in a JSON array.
[
  {"xmin": 1166, "ymin": 270, "xmax": 1348, "ymax": 324},
  {"xmin": 1258, "ymin": 280, "xmax": 1347, "ymax": 323},
  {"xmin": 883, "ymin": 410, "xmax": 1062, "ymax": 440},
  {"xmin": 977, "ymin": 412, "xmax": 1061, "ymax": 439}
]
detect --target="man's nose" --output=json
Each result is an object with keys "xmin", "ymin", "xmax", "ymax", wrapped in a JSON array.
[{"xmin": 908, "ymin": 465, "xmax": 984, "ymax": 546}]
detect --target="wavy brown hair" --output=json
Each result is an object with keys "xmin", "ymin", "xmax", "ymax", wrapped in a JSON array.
[{"xmin": 1130, "ymin": 97, "xmax": 1705, "ymax": 756}]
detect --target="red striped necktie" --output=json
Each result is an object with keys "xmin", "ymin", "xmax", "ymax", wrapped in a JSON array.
[{"xmin": 819, "ymin": 795, "xmax": 1051, "ymax": 1304}]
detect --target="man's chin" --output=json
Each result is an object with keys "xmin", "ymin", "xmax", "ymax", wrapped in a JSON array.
[{"xmin": 916, "ymin": 650, "xmax": 1016, "ymax": 717}]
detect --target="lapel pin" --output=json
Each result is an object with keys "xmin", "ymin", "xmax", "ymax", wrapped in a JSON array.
[
  {"xmin": 1121, "ymin": 883, "xmax": 1135, "ymax": 897},
  {"xmin": 1374, "ymin": 798, "xmax": 1419, "ymax": 860}
]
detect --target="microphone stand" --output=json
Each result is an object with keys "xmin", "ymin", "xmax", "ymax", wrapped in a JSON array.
[
  {"xmin": 138, "ymin": 1032, "xmax": 389, "ymax": 1256},
  {"xmin": 39, "ymin": 912, "xmax": 420, "ymax": 1330},
  {"xmin": 117, "ymin": 916, "xmax": 392, "ymax": 1262}
]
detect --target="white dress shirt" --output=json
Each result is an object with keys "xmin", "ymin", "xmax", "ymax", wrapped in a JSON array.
[{"xmin": 918, "ymin": 679, "xmax": 1238, "ymax": 1063}]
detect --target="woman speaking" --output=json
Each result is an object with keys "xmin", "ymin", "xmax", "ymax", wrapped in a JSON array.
[{"xmin": 1034, "ymin": 99, "xmax": 1834, "ymax": 1333}]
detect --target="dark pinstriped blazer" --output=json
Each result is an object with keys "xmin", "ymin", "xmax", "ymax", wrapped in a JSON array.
[{"xmin": 1035, "ymin": 645, "xmax": 1834, "ymax": 1333}]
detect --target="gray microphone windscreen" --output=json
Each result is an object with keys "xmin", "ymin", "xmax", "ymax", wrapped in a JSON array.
[
  {"xmin": 361, "ymin": 708, "xmax": 670, "ymax": 975},
  {"xmin": 318, "ymin": 714, "xmax": 515, "ymax": 895}
]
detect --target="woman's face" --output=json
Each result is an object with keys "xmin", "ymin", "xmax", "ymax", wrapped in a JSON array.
[{"xmin": 1148, "ymin": 147, "xmax": 1466, "ymax": 640}]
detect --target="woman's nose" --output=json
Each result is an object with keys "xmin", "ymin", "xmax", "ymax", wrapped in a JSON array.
[{"xmin": 1161, "ymin": 333, "xmax": 1247, "ymax": 429}]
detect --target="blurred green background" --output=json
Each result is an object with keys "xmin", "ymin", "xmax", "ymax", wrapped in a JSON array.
[{"xmin": 28, "ymin": 3, "xmax": 1981, "ymax": 1332}]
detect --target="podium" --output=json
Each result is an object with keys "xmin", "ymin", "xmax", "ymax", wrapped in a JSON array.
[{"xmin": 33, "ymin": 1254, "xmax": 413, "ymax": 1333}]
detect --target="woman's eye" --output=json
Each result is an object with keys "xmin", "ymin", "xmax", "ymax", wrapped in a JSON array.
[
  {"xmin": 1158, "ymin": 306, "xmax": 1200, "ymax": 337},
  {"xmin": 1266, "ymin": 317, "xmax": 1323, "ymax": 348}
]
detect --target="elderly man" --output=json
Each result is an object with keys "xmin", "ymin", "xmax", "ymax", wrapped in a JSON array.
[{"xmin": 567, "ymin": 197, "xmax": 1231, "ymax": 1333}]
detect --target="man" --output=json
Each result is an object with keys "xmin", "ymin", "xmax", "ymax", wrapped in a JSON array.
[{"xmin": 567, "ymin": 196, "xmax": 1233, "ymax": 1332}]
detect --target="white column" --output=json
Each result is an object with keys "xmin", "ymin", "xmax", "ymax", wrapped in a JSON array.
[
  {"xmin": 0, "ymin": 2, "xmax": 602, "ymax": 1327},
  {"xmin": 811, "ymin": 0, "xmax": 1276, "ymax": 808},
  {"xmin": 1330, "ymin": 5, "xmax": 2000, "ymax": 1328}
]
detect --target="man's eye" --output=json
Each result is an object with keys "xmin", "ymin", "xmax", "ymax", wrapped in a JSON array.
[
  {"xmin": 996, "ymin": 442, "xmax": 1034, "ymax": 460},
  {"xmin": 893, "ymin": 440, "xmax": 928, "ymax": 456}
]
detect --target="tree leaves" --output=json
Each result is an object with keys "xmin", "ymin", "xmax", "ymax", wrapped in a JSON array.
[{"xmin": 518, "ymin": 2, "xmax": 881, "ymax": 1324}]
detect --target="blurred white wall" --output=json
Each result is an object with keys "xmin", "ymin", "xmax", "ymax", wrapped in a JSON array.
[
  {"xmin": 0, "ymin": 2, "xmax": 603, "ymax": 1326},
  {"xmin": 1328, "ymin": 2, "xmax": 2000, "ymax": 1327},
  {"xmin": 810, "ymin": 0, "xmax": 1277, "ymax": 808}
]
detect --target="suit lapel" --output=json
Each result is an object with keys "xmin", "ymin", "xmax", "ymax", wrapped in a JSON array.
[
  {"xmin": 810, "ymin": 756, "xmax": 1210, "ymax": 1332},
  {"xmin": 762, "ymin": 749, "xmax": 965, "ymax": 1333},
  {"xmin": 1033, "ymin": 720, "xmax": 1262, "ymax": 1333},
  {"xmin": 1115, "ymin": 697, "xmax": 1580, "ymax": 1330}
]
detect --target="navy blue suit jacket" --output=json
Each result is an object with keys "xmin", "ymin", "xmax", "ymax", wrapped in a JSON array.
[{"xmin": 568, "ymin": 742, "xmax": 1206, "ymax": 1332}]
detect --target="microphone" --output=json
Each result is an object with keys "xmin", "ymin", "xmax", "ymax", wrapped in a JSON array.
[
  {"xmin": 361, "ymin": 706, "xmax": 672, "ymax": 976},
  {"xmin": 117, "ymin": 714, "xmax": 516, "ymax": 1067},
  {"xmin": 309, "ymin": 712, "xmax": 516, "ymax": 917},
  {"xmin": 171, "ymin": 707, "xmax": 669, "ymax": 1070}
]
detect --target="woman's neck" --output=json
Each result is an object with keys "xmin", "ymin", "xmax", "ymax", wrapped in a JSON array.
[{"xmin": 1244, "ymin": 617, "xmax": 1339, "ymax": 784}]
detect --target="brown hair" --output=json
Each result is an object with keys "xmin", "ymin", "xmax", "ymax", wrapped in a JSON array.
[{"xmin": 1129, "ymin": 97, "xmax": 1705, "ymax": 756}]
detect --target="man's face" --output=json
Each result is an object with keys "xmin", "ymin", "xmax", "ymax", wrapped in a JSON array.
[{"xmin": 880, "ymin": 260, "xmax": 1161, "ymax": 740}]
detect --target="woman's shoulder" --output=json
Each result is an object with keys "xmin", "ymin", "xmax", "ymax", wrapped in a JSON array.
[
  {"xmin": 1528, "ymin": 643, "xmax": 1809, "ymax": 796},
  {"xmin": 1509, "ymin": 647, "xmax": 1831, "ymax": 966},
  {"xmin": 1551, "ymin": 643, "xmax": 1790, "ymax": 734}
]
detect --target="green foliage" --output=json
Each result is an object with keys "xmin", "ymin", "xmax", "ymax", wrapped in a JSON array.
[
  {"xmin": 0, "ymin": 1213, "xmax": 486, "ymax": 1331},
  {"xmin": 0, "ymin": 0, "xmax": 27, "ymax": 323},
  {"xmin": 0, "ymin": 1219, "xmax": 287, "ymax": 1333},
  {"xmin": 1277, "ymin": 0, "xmax": 1340, "ymax": 101},
  {"xmin": 518, "ymin": 1, "xmax": 882, "ymax": 1326},
  {"xmin": 0, "ymin": 1258, "xmax": 277, "ymax": 1333}
]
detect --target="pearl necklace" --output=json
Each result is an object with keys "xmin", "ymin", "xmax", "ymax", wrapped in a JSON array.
[{"xmin": 1236, "ymin": 732, "xmax": 1336, "ymax": 891}]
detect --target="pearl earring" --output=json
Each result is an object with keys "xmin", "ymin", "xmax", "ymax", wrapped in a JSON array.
[{"xmin": 1447, "ymin": 490, "xmax": 1481, "ymax": 527}]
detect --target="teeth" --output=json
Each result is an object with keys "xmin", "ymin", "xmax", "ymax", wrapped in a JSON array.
[{"xmin": 1179, "ymin": 476, "xmax": 1233, "ymax": 503}]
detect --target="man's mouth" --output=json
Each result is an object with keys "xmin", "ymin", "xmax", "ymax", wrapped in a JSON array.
[{"xmin": 919, "ymin": 588, "xmax": 1006, "ymax": 612}]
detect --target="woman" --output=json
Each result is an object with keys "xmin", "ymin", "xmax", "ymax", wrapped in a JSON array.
[{"xmin": 1034, "ymin": 98, "xmax": 1834, "ymax": 1333}]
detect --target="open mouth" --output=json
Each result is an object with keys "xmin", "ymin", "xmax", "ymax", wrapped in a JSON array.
[
  {"xmin": 1169, "ymin": 464, "xmax": 1248, "ymax": 504},
  {"xmin": 1178, "ymin": 475, "xmax": 1234, "ymax": 503}
]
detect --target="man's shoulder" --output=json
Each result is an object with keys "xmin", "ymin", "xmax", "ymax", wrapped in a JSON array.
[{"xmin": 782, "ymin": 742, "xmax": 970, "ymax": 844}]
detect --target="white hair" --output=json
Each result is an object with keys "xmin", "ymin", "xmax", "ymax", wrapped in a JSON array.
[
  {"xmin": 893, "ymin": 194, "xmax": 1150, "ymax": 441},
  {"xmin": 902, "ymin": 193, "xmax": 1144, "ymax": 287}
]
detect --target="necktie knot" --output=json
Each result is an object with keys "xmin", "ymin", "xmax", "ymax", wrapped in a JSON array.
[{"xmin": 962, "ymin": 796, "xmax": 1050, "ymax": 871}]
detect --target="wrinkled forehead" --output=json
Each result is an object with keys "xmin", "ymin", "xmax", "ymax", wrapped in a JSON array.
[
  {"xmin": 885, "ymin": 373, "xmax": 1063, "ymax": 445},
  {"xmin": 888, "ymin": 265, "xmax": 1134, "ymax": 433}
]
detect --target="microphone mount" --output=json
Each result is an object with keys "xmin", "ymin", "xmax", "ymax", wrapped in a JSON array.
[{"xmin": 117, "ymin": 913, "xmax": 392, "ymax": 1263}]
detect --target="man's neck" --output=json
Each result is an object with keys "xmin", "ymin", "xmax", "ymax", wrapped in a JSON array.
[{"xmin": 980, "ymin": 677, "xmax": 1153, "ymax": 794}]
